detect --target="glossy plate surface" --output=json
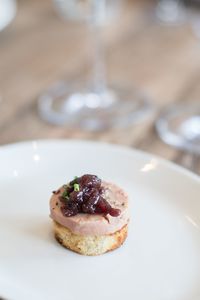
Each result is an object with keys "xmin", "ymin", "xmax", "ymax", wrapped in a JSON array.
[{"xmin": 0, "ymin": 140, "xmax": 199, "ymax": 300}]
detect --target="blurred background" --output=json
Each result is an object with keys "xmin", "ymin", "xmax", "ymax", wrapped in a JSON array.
[{"xmin": 0, "ymin": 0, "xmax": 200, "ymax": 174}]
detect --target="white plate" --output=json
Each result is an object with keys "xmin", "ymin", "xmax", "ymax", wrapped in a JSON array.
[{"xmin": 0, "ymin": 140, "xmax": 200, "ymax": 300}]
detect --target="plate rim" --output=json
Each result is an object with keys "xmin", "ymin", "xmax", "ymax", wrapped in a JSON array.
[{"xmin": 0, "ymin": 138, "xmax": 199, "ymax": 183}]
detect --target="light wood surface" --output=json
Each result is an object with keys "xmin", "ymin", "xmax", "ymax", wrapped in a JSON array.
[{"xmin": 0, "ymin": 0, "xmax": 199, "ymax": 174}]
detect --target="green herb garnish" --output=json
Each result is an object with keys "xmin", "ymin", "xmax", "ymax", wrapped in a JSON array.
[
  {"xmin": 62, "ymin": 189, "xmax": 69, "ymax": 199},
  {"xmin": 74, "ymin": 183, "xmax": 80, "ymax": 192}
]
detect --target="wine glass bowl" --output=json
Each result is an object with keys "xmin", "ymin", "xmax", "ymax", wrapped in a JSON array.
[
  {"xmin": 156, "ymin": 102, "xmax": 200, "ymax": 155},
  {"xmin": 53, "ymin": 0, "xmax": 121, "ymax": 25}
]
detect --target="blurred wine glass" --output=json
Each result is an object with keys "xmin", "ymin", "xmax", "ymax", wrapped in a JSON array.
[
  {"xmin": 156, "ymin": 0, "xmax": 186, "ymax": 24},
  {"xmin": 0, "ymin": 0, "xmax": 16, "ymax": 31},
  {"xmin": 156, "ymin": 0, "xmax": 200, "ymax": 37},
  {"xmin": 156, "ymin": 101, "xmax": 200, "ymax": 174},
  {"xmin": 53, "ymin": 0, "xmax": 120, "ymax": 24},
  {"xmin": 155, "ymin": 0, "xmax": 200, "ymax": 173},
  {"xmin": 38, "ymin": 0, "xmax": 152, "ymax": 131}
]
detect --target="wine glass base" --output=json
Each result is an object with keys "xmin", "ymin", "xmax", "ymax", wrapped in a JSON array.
[
  {"xmin": 38, "ymin": 81, "xmax": 153, "ymax": 131},
  {"xmin": 156, "ymin": 102, "xmax": 200, "ymax": 155},
  {"xmin": 156, "ymin": 0, "xmax": 187, "ymax": 25},
  {"xmin": 53, "ymin": 0, "xmax": 121, "ymax": 26}
]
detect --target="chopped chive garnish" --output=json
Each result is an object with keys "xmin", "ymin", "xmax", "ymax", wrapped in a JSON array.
[
  {"xmin": 74, "ymin": 183, "xmax": 80, "ymax": 192},
  {"xmin": 62, "ymin": 190, "xmax": 69, "ymax": 199}
]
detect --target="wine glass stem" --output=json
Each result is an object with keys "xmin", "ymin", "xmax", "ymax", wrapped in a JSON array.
[
  {"xmin": 90, "ymin": 0, "xmax": 107, "ymax": 94},
  {"xmin": 190, "ymin": 154, "xmax": 200, "ymax": 174}
]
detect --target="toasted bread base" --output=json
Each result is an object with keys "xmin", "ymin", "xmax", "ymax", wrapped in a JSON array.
[{"xmin": 53, "ymin": 221, "xmax": 128, "ymax": 256}]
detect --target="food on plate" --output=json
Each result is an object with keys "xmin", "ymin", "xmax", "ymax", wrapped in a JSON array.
[{"xmin": 50, "ymin": 174, "xmax": 129, "ymax": 255}]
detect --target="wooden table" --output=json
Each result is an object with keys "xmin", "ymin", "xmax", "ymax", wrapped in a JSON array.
[{"xmin": 0, "ymin": 0, "xmax": 200, "ymax": 174}]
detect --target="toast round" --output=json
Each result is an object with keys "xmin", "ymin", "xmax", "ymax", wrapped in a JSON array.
[{"xmin": 53, "ymin": 221, "xmax": 128, "ymax": 256}]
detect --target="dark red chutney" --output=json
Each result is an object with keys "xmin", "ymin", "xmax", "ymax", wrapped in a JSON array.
[{"xmin": 53, "ymin": 174, "xmax": 121, "ymax": 218}]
